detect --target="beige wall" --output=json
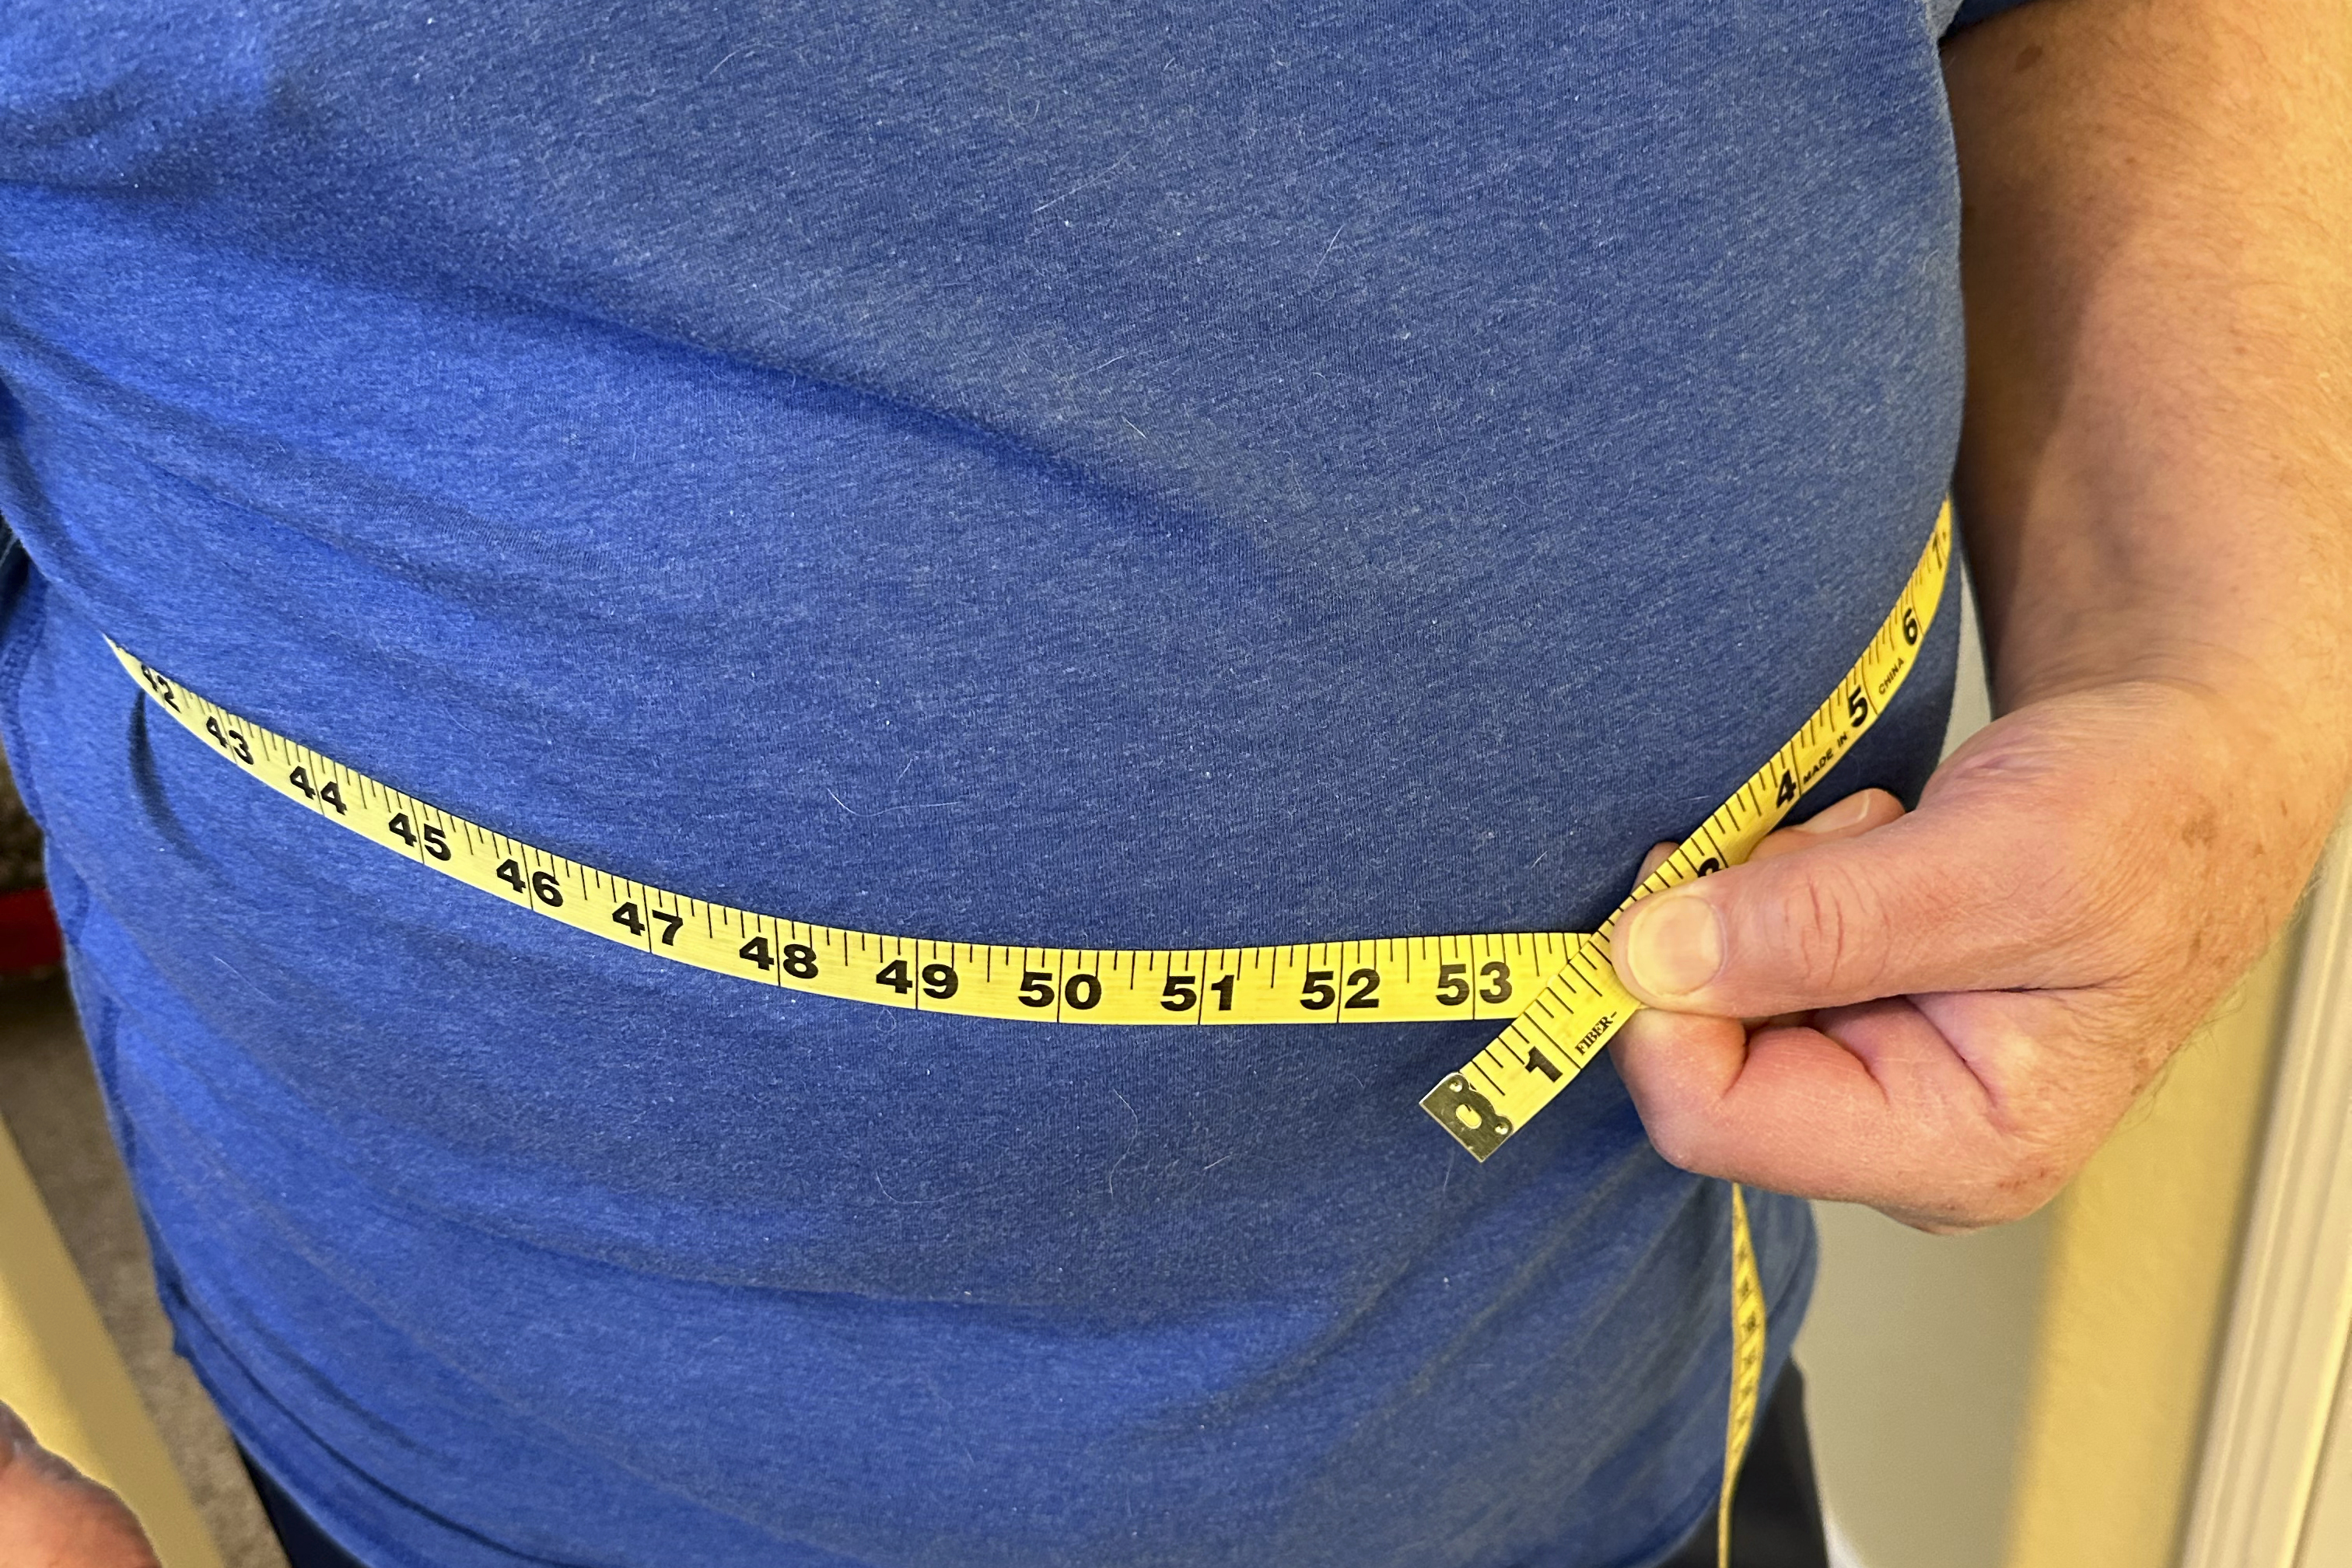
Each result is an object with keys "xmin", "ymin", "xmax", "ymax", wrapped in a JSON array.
[
  {"xmin": 0, "ymin": 1116, "xmax": 224, "ymax": 1568},
  {"xmin": 2003, "ymin": 932, "xmax": 2298, "ymax": 1568},
  {"xmin": 1803, "ymin": 1202, "xmax": 2051, "ymax": 1568},
  {"xmin": 1801, "ymin": 579, "xmax": 2301, "ymax": 1568},
  {"xmin": 1805, "ymin": 939, "xmax": 2295, "ymax": 1568}
]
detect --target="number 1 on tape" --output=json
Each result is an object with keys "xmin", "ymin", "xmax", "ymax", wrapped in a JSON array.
[{"xmin": 1424, "ymin": 507, "xmax": 1949, "ymax": 1158}]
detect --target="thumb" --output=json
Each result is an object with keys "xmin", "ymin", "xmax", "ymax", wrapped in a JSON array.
[{"xmin": 1611, "ymin": 782, "xmax": 2067, "ymax": 1018}]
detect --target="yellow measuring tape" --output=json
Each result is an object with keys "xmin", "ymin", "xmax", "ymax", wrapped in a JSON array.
[{"xmin": 112, "ymin": 502, "xmax": 1949, "ymax": 1563}]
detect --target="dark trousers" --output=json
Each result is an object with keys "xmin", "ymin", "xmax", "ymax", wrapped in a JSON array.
[
  {"xmin": 1657, "ymin": 1363, "xmax": 1831, "ymax": 1568},
  {"xmin": 240, "ymin": 1365, "xmax": 1828, "ymax": 1568}
]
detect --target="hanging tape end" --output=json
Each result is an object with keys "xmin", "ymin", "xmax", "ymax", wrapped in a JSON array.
[{"xmin": 1422, "ymin": 1075, "xmax": 1510, "ymax": 1161}]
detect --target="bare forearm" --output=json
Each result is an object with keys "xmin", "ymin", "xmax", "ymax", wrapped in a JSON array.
[{"xmin": 1944, "ymin": 0, "xmax": 2352, "ymax": 776}]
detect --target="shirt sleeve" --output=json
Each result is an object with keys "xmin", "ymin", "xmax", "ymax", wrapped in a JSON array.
[{"xmin": 1943, "ymin": 0, "xmax": 2049, "ymax": 37}]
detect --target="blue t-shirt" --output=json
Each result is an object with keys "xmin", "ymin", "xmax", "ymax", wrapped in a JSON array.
[{"xmin": 0, "ymin": 2, "xmax": 2018, "ymax": 1563}]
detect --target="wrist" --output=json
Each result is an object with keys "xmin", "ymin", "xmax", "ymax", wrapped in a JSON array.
[{"xmin": 1965, "ymin": 485, "xmax": 2352, "ymax": 804}]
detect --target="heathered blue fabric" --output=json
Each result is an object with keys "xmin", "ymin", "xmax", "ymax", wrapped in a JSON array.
[{"xmin": 0, "ymin": 4, "xmax": 1993, "ymax": 1564}]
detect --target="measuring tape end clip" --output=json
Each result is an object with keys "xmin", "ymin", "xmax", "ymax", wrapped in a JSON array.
[{"xmin": 1423, "ymin": 1074, "xmax": 1511, "ymax": 1160}]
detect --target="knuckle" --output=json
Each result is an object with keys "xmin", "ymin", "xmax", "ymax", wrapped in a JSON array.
[
  {"xmin": 1762, "ymin": 861, "xmax": 1888, "ymax": 997},
  {"xmin": 1639, "ymin": 1101, "xmax": 1713, "ymax": 1173}
]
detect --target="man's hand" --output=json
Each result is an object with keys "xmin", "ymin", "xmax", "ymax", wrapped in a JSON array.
[
  {"xmin": 1610, "ymin": 680, "xmax": 2312, "ymax": 1232},
  {"xmin": 1606, "ymin": 0, "xmax": 2352, "ymax": 1231},
  {"xmin": 0, "ymin": 1402, "xmax": 162, "ymax": 1568}
]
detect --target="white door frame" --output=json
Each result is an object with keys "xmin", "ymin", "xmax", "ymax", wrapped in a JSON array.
[{"xmin": 2180, "ymin": 818, "xmax": 2352, "ymax": 1567}]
